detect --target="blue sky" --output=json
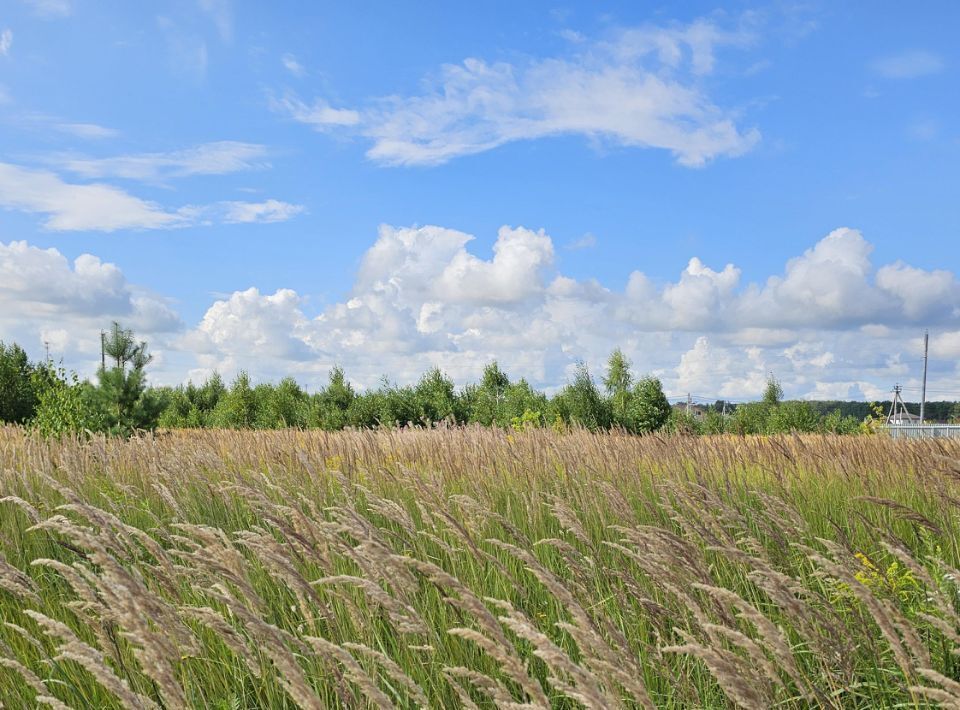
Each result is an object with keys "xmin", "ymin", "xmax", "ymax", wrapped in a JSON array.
[{"xmin": 1, "ymin": 0, "xmax": 958, "ymax": 402}]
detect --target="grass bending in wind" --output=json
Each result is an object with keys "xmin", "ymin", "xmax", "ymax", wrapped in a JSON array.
[{"xmin": 0, "ymin": 426, "xmax": 959, "ymax": 708}]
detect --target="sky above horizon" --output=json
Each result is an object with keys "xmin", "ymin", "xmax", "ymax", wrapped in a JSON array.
[{"xmin": 1, "ymin": 0, "xmax": 959, "ymax": 403}]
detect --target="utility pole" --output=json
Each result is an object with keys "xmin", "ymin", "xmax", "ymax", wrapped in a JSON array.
[
  {"xmin": 43, "ymin": 341, "xmax": 50, "ymax": 363},
  {"xmin": 920, "ymin": 330, "xmax": 929, "ymax": 424},
  {"xmin": 686, "ymin": 393, "xmax": 692, "ymax": 416},
  {"xmin": 100, "ymin": 329, "xmax": 106, "ymax": 371}
]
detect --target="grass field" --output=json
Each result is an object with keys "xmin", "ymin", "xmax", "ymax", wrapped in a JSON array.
[{"xmin": 1, "ymin": 426, "xmax": 959, "ymax": 708}]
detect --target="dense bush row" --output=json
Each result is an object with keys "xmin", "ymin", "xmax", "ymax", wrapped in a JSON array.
[{"xmin": 3, "ymin": 329, "xmax": 955, "ymax": 436}]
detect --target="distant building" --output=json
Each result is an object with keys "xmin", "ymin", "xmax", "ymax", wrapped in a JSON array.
[
  {"xmin": 887, "ymin": 410, "xmax": 920, "ymax": 425},
  {"xmin": 672, "ymin": 403, "xmax": 711, "ymax": 420}
]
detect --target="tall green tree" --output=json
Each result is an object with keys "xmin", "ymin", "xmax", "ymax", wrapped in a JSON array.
[
  {"xmin": 310, "ymin": 366, "xmax": 356, "ymax": 430},
  {"xmin": 626, "ymin": 376, "xmax": 671, "ymax": 433},
  {"xmin": 603, "ymin": 349, "xmax": 633, "ymax": 428},
  {"xmin": 0, "ymin": 342, "xmax": 37, "ymax": 424},
  {"xmin": 555, "ymin": 362, "xmax": 611, "ymax": 431},
  {"xmin": 466, "ymin": 361, "xmax": 511, "ymax": 426},
  {"xmin": 762, "ymin": 375, "xmax": 784, "ymax": 406},
  {"xmin": 212, "ymin": 372, "xmax": 258, "ymax": 428},
  {"xmin": 95, "ymin": 322, "xmax": 159, "ymax": 434},
  {"xmin": 413, "ymin": 367, "xmax": 460, "ymax": 425}
]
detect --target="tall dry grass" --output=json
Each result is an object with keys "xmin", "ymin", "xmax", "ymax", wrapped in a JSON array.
[{"xmin": 0, "ymin": 425, "xmax": 959, "ymax": 708}]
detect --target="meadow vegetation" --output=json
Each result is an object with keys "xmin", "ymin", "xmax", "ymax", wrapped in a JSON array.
[
  {"xmin": 9, "ymin": 331, "xmax": 946, "ymax": 438},
  {"xmin": 0, "ymin": 427, "xmax": 959, "ymax": 708}
]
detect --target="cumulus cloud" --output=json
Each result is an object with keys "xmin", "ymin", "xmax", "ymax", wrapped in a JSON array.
[
  {"xmin": 0, "ymin": 241, "xmax": 181, "ymax": 372},
  {"xmin": 4, "ymin": 228, "xmax": 956, "ymax": 399},
  {"xmin": 872, "ymin": 50, "xmax": 944, "ymax": 79},
  {"xmin": 0, "ymin": 29, "xmax": 12, "ymax": 57},
  {"xmin": 277, "ymin": 17, "xmax": 760, "ymax": 167},
  {"xmin": 177, "ymin": 224, "xmax": 960, "ymax": 399}
]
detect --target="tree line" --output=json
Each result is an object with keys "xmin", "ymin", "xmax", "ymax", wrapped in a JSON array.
[{"xmin": 3, "ymin": 325, "xmax": 957, "ymax": 436}]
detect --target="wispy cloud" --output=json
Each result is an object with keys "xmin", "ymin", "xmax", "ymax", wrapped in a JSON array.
[
  {"xmin": 0, "ymin": 29, "xmax": 12, "ymax": 57},
  {"xmin": 0, "ymin": 162, "xmax": 185, "ymax": 231},
  {"xmin": 281, "ymin": 53, "xmax": 306, "ymax": 77},
  {"xmin": 277, "ymin": 17, "xmax": 760, "ymax": 167},
  {"xmin": 53, "ymin": 122, "xmax": 119, "ymax": 139},
  {"xmin": 58, "ymin": 141, "xmax": 270, "ymax": 181},
  {"xmin": 565, "ymin": 233, "xmax": 596, "ymax": 250},
  {"xmin": 198, "ymin": 0, "xmax": 232, "ymax": 42},
  {"xmin": 221, "ymin": 199, "xmax": 304, "ymax": 224},
  {"xmin": 270, "ymin": 93, "xmax": 360, "ymax": 129},
  {"xmin": 872, "ymin": 50, "xmax": 943, "ymax": 79},
  {"xmin": 21, "ymin": 0, "xmax": 72, "ymax": 19},
  {"xmin": 0, "ymin": 161, "xmax": 302, "ymax": 231}
]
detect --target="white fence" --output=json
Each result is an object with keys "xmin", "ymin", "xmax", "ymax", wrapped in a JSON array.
[{"xmin": 882, "ymin": 424, "xmax": 960, "ymax": 439}]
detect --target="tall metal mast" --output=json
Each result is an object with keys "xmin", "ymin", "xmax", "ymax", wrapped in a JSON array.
[{"xmin": 920, "ymin": 330, "xmax": 929, "ymax": 424}]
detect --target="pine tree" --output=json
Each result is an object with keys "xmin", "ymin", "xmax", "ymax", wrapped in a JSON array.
[{"xmin": 95, "ymin": 322, "xmax": 157, "ymax": 434}]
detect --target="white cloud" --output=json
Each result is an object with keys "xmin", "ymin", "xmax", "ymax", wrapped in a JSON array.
[
  {"xmin": 54, "ymin": 123, "xmax": 120, "ymax": 139},
  {"xmin": 278, "ymin": 17, "xmax": 760, "ymax": 167},
  {"xmin": 59, "ymin": 141, "xmax": 269, "ymax": 181},
  {"xmin": 177, "ymin": 224, "xmax": 960, "ymax": 399},
  {"xmin": 872, "ymin": 50, "xmax": 944, "ymax": 79},
  {"xmin": 3, "ymin": 225, "xmax": 954, "ymax": 400},
  {"xmin": 0, "ymin": 29, "xmax": 12, "ymax": 57},
  {"xmin": 221, "ymin": 199, "xmax": 304, "ymax": 224},
  {"xmin": 565, "ymin": 233, "xmax": 596, "ymax": 250},
  {"xmin": 0, "ymin": 240, "xmax": 181, "ymax": 373},
  {"xmin": 21, "ymin": 0, "xmax": 72, "ymax": 18},
  {"xmin": 271, "ymin": 94, "xmax": 360, "ymax": 129},
  {"xmin": 281, "ymin": 53, "xmax": 305, "ymax": 77},
  {"xmin": 0, "ymin": 162, "xmax": 185, "ymax": 231},
  {"xmin": 0, "ymin": 161, "xmax": 302, "ymax": 231}
]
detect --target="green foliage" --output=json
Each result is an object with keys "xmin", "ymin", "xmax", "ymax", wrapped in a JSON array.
[
  {"xmin": 465, "ymin": 361, "xmax": 511, "ymax": 426},
  {"xmin": 29, "ymin": 363, "xmax": 101, "ymax": 437},
  {"xmin": 0, "ymin": 341, "xmax": 37, "ymax": 424},
  {"xmin": 158, "ymin": 374, "xmax": 226, "ymax": 428},
  {"xmin": 762, "ymin": 375, "xmax": 784, "ymax": 406},
  {"xmin": 510, "ymin": 408, "xmax": 543, "ymax": 431},
  {"xmin": 413, "ymin": 367, "xmax": 459, "ymax": 424},
  {"xmin": 950, "ymin": 402, "xmax": 960, "ymax": 424},
  {"xmin": 767, "ymin": 400, "xmax": 820, "ymax": 433},
  {"xmin": 552, "ymin": 362, "xmax": 611, "ymax": 431},
  {"xmin": 701, "ymin": 408, "xmax": 727, "ymax": 434},
  {"xmin": 603, "ymin": 348, "xmax": 632, "ymax": 426},
  {"xmin": 309, "ymin": 366, "xmax": 356, "ymax": 430},
  {"xmin": 212, "ymin": 371, "xmax": 258, "ymax": 428},
  {"xmin": 665, "ymin": 407, "xmax": 702, "ymax": 434},
  {"xmin": 624, "ymin": 376, "xmax": 671, "ymax": 433},
  {"xmin": 11, "ymin": 331, "xmax": 947, "ymax": 436},
  {"xmin": 257, "ymin": 377, "xmax": 308, "ymax": 428},
  {"xmin": 95, "ymin": 322, "xmax": 158, "ymax": 435},
  {"xmin": 821, "ymin": 408, "xmax": 862, "ymax": 435}
]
